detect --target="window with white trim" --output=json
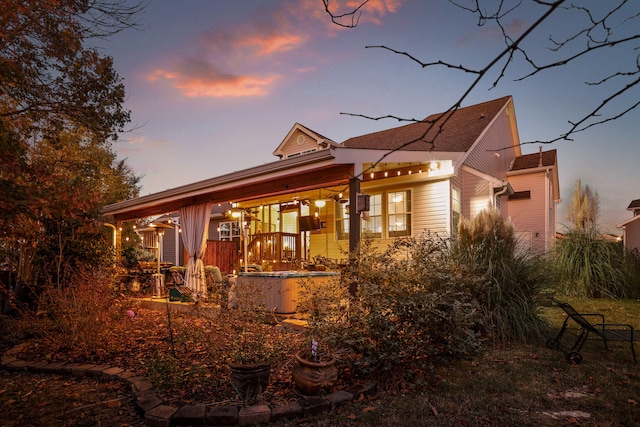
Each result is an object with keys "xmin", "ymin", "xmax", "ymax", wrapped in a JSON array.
[
  {"xmin": 361, "ymin": 193, "xmax": 382, "ymax": 238},
  {"xmin": 387, "ymin": 190, "xmax": 411, "ymax": 237},
  {"xmin": 335, "ymin": 202, "xmax": 350, "ymax": 241},
  {"xmin": 452, "ymin": 186, "xmax": 461, "ymax": 235}
]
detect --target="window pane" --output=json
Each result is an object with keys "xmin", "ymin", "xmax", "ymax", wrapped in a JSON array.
[
  {"xmin": 387, "ymin": 191, "xmax": 411, "ymax": 237},
  {"xmin": 361, "ymin": 194, "xmax": 382, "ymax": 238},
  {"xmin": 451, "ymin": 187, "xmax": 461, "ymax": 235},
  {"xmin": 335, "ymin": 201, "xmax": 349, "ymax": 240}
]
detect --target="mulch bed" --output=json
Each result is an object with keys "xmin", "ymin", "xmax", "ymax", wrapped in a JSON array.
[{"xmin": 7, "ymin": 305, "xmax": 354, "ymax": 408}]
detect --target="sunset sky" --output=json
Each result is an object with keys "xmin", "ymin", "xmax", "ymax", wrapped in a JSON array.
[{"xmin": 101, "ymin": 0, "xmax": 639, "ymax": 233}]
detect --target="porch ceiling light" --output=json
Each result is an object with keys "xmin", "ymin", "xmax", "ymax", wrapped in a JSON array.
[{"xmin": 315, "ymin": 200, "xmax": 326, "ymax": 208}]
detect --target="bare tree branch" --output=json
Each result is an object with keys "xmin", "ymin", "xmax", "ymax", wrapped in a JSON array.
[
  {"xmin": 323, "ymin": 0, "xmax": 639, "ymax": 152},
  {"xmin": 331, "ymin": 0, "xmax": 565, "ymax": 176},
  {"xmin": 322, "ymin": 0, "xmax": 368, "ymax": 28}
]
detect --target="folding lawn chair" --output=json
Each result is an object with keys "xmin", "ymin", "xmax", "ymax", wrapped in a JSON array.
[{"xmin": 546, "ymin": 299, "xmax": 640, "ymax": 364}]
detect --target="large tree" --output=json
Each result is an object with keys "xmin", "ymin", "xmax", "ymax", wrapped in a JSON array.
[
  {"xmin": 0, "ymin": 0, "xmax": 143, "ymax": 293},
  {"xmin": 0, "ymin": 0, "xmax": 143, "ymax": 140}
]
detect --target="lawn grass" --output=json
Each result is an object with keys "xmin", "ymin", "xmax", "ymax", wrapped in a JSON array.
[{"xmin": 273, "ymin": 298, "xmax": 640, "ymax": 426}]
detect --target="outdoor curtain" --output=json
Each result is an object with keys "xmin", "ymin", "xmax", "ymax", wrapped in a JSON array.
[{"xmin": 180, "ymin": 202, "xmax": 212, "ymax": 299}]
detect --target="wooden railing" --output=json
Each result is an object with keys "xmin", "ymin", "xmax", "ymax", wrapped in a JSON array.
[{"xmin": 245, "ymin": 232, "xmax": 300, "ymax": 271}]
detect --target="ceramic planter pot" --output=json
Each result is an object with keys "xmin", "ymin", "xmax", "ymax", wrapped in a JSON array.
[
  {"xmin": 229, "ymin": 362, "xmax": 271, "ymax": 402},
  {"xmin": 292, "ymin": 351, "xmax": 338, "ymax": 395}
]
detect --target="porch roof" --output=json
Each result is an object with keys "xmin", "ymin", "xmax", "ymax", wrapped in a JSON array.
[{"xmin": 103, "ymin": 149, "xmax": 352, "ymax": 222}]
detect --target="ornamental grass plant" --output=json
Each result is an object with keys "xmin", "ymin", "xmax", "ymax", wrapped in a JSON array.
[
  {"xmin": 553, "ymin": 228, "xmax": 640, "ymax": 299},
  {"xmin": 451, "ymin": 207, "xmax": 552, "ymax": 343}
]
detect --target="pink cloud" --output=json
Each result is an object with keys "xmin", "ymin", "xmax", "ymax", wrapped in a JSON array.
[
  {"xmin": 239, "ymin": 32, "xmax": 305, "ymax": 56},
  {"xmin": 146, "ymin": 0, "xmax": 403, "ymax": 98},
  {"xmin": 149, "ymin": 58, "xmax": 279, "ymax": 98}
]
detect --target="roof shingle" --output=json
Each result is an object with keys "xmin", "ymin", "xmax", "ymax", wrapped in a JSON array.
[
  {"xmin": 510, "ymin": 149, "xmax": 557, "ymax": 171},
  {"xmin": 627, "ymin": 199, "xmax": 640, "ymax": 210},
  {"xmin": 341, "ymin": 96, "xmax": 512, "ymax": 152}
]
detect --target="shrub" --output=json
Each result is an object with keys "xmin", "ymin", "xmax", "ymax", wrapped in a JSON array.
[
  {"xmin": 330, "ymin": 235, "xmax": 485, "ymax": 387},
  {"xmin": 27, "ymin": 268, "xmax": 122, "ymax": 361},
  {"xmin": 295, "ymin": 276, "xmax": 350, "ymax": 361}
]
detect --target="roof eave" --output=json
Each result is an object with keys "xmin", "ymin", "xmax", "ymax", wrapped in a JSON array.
[{"xmin": 102, "ymin": 149, "xmax": 337, "ymax": 216}]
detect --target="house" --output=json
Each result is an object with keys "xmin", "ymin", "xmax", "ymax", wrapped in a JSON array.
[
  {"xmin": 103, "ymin": 96, "xmax": 560, "ymax": 278},
  {"xmin": 617, "ymin": 199, "xmax": 640, "ymax": 257}
]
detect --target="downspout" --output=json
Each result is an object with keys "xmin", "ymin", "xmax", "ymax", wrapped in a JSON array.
[{"xmin": 493, "ymin": 182, "xmax": 512, "ymax": 207}]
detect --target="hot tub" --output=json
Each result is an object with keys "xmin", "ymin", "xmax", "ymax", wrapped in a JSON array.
[{"xmin": 235, "ymin": 271, "xmax": 340, "ymax": 314}]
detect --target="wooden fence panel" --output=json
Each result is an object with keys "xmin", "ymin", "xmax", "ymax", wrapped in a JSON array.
[{"xmin": 184, "ymin": 240, "xmax": 239, "ymax": 275}]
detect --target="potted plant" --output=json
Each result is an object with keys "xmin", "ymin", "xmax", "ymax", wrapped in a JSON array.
[
  {"xmin": 292, "ymin": 338, "xmax": 338, "ymax": 395},
  {"xmin": 227, "ymin": 321, "xmax": 275, "ymax": 403},
  {"xmin": 291, "ymin": 276, "xmax": 347, "ymax": 395}
]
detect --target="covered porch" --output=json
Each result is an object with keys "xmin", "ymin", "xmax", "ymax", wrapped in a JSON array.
[{"xmin": 103, "ymin": 150, "xmax": 366, "ymax": 303}]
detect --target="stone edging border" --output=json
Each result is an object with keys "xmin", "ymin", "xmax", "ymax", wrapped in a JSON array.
[{"xmin": 1, "ymin": 343, "xmax": 377, "ymax": 426}]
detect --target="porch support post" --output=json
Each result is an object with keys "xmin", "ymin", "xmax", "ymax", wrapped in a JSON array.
[{"xmin": 348, "ymin": 176, "xmax": 361, "ymax": 255}]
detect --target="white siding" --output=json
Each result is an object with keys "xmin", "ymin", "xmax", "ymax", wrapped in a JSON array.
[
  {"xmin": 463, "ymin": 105, "xmax": 519, "ymax": 180},
  {"xmin": 462, "ymin": 169, "xmax": 492, "ymax": 219},
  {"xmin": 412, "ymin": 179, "xmax": 451, "ymax": 236},
  {"xmin": 308, "ymin": 179, "xmax": 453, "ymax": 260},
  {"xmin": 280, "ymin": 130, "xmax": 320, "ymax": 158},
  {"xmin": 309, "ymin": 202, "xmax": 347, "ymax": 262}
]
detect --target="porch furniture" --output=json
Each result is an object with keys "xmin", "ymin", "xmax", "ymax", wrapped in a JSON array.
[{"xmin": 546, "ymin": 299, "xmax": 640, "ymax": 364}]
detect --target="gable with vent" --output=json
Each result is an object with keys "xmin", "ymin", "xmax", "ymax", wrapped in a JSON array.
[{"xmin": 272, "ymin": 123, "xmax": 338, "ymax": 159}]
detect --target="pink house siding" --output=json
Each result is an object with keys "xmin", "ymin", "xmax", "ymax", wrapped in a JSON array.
[
  {"xmin": 508, "ymin": 171, "xmax": 548, "ymax": 254},
  {"xmin": 618, "ymin": 215, "xmax": 640, "ymax": 256}
]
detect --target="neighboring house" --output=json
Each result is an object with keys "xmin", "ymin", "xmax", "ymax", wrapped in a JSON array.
[
  {"xmin": 617, "ymin": 199, "xmax": 640, "ymax": 257},
  {"xmin": 507, "ymin": 148, "xmax": 560, "ymax": 254},
  {"xmin": 104, "ymin": 96, "xmax": 560, "ymax": 273}
]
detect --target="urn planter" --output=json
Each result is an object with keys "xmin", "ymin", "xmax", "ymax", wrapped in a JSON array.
[
  {"xmin": 292, "ymin": 351, "xmax": 338, "ymax": 395},
  {"xmin": 229, "ymin": 362, "xmax": 271, "ymax": 402}
]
